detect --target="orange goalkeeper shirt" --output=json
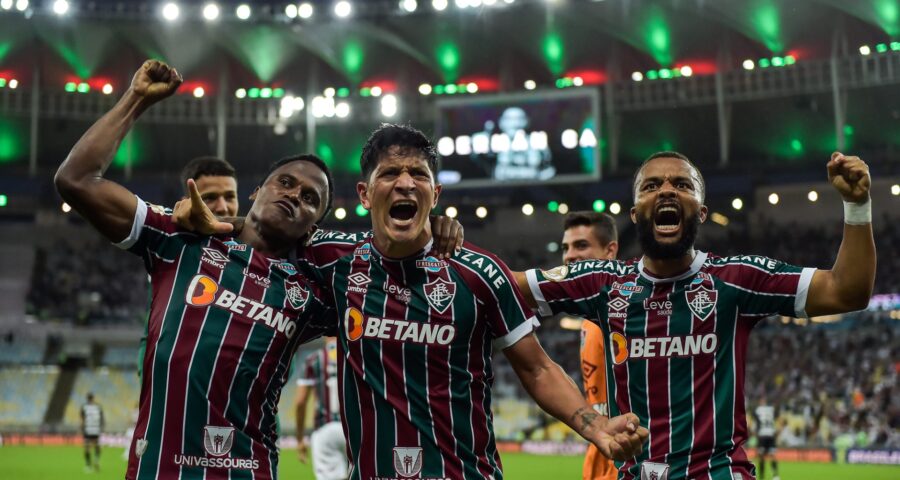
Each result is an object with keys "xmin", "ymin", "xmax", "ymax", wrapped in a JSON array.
[{"xmin": 581, "ymin": 320, "xmax": 618, "ymax": 480}]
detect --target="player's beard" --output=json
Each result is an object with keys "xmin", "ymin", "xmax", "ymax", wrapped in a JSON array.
[{"xmin": 636, "ymin": 210, "xmax": 700, "ymax": 260}]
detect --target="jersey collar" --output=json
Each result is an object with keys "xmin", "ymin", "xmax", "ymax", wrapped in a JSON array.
[
  {"xmin": 369, "ymin": 238, "xmax": 435, "ymax": 262},
  {"xmin": 637, "ymin": 251, "xmax": 708, "ymax": 283}
]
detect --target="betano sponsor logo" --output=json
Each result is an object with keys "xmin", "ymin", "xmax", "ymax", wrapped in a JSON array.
[
  {"xmin": 611, "ymin": 332, "xmax": 718, "ymax": 365},
  {"xmin": 344, "ymin": 307, "xmax": 455, "ymax": 346},
  {"xmin": 186, "ymin": 274, "xmax": 298, "ymax": 338}
]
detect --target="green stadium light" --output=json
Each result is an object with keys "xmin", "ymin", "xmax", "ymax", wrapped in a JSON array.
[
  {"xmin": 337, "ymin": 87, "xmax": 350, "ymax": 98},
  {"xmin": 355, "ymin": 204, "xmax": 368, "ymax": 217},
  {"xmin": 248, "ymin": 87, "xmax": 260, "ymax": 98},
  {"xmin": 659, "ymin": 69, "xmax": 672, "ymax": 79},
  {"xmin": 360, "ymin": 87, "xmax": 371, "ymax": 97},
  {"xmin": 445, "ymin": 84, "xmax": 458, "ymax": 94},
  {"xmin": 77, "ymin": 82, "xmax": 90, "ymax": 93},
  {"xmin": 758, "ymin": 58, "xmax": 771, "ymax": 68},
  {"xmin": 892, "ymin": 42, "xmax": 900, "ymax": 51},
  {"xmin": 260, "ymin": 87, "xmax": 273, "ymax": 98},
  {"xmin": 646, "ymin": 70, "xmax": 659, "ymax": 80},
  {"xmin": 547, "ymin": 201, "xmax": 559, "ymax": 212},
  {"xmin": 876, "ymin": 43, "xmax": 888, "ymax": 53},
  {"xmin": 0, "ymin": 194, "xmax": 7, "ymax": 207},
  {"xmin": 772, "ymin": 56, "xmax": 784, "ymax": 67},
  {"xmin": 542, "ymin": 32, "xmax": 565, "ymax": 76},
  {"xmin": 790, "ymin": 138, "xmax": 803, "ymax": 153},
  {"xmin": 437, "ymin": 42, "xmax": 460, "ymax": 81},
  {"xmin": 843, "ymin": 124, "xmax": 854, "ymax": 136},
  {"xmin": 273, "ymin": 88, "xmax": 285, "ymax": 98},
  {"xmin": 0, "ymin": 78, "xmax": 5, "ymax": 88},
  {"xmin": 592, "ymin": 200, "xmax": 606, "ymax": 213},
  {"xmin": 434, "ymin": 84, "xmax": 445, "ymax": 95}
]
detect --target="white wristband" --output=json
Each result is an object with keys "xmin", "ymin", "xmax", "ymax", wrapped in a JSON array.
[{"xmin": 843, "ymin": 199, "xmax": 872, "ymax": 225}]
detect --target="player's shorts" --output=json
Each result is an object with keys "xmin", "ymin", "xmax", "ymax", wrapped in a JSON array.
[
  {"xmin": 83, "ymin": 434, "xmax": 100, "ymax": 444},
  {"xmin": 757, "ymin": 436, "xmax": 776, "ymax": 455},
  {"xmin": 311, "ymin": 421, "xmax": 348, "ymax": 480}
]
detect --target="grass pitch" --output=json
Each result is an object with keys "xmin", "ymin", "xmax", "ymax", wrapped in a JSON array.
[{"xmin": 0, "ymin": 445, "xmax": 897, "ymax": 479}]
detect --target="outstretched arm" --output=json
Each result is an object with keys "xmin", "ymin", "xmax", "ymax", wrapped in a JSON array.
[
  {"xmin": 504, "ymin": 334, "xmax": 648, "ymax": 461},
  {"xmin": 54, "ymin": 60, "xmax": 182, "ymax": 242},
  {"xmin": 294, "ymin": 384, "xmax": 312, "ymax": 463},
  {"xmin": 805, "ymin": 153, "xmax": 876, "ymax": 317},
  {"xmin": 512, "ymin": 271, "xmax": 536, "ymax": 308}
]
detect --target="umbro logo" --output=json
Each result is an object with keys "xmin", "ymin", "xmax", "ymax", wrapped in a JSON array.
[
  {"xmin": 348, "ymin": 272, "xmax": 371, "ymax": 294},
  {"xmin": 201, "ymin": 247, "xmax": 229, "ymax": 269},
  {"xmin": 608, "ymin": 297, "xmax": 628, "ymax": 311}
]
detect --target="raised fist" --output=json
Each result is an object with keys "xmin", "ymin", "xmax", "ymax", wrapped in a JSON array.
[
  {"xmin": 827, "ymin": 152, "xmax": 871, "ymax": 204},
  {"xmin": 130, "ymin": 59, "xmax": 183, "ymax": 105}
]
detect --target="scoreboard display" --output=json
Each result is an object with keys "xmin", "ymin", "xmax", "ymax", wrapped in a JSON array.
[{"xmin": 434, "ymin": 89, "xmax": 600, "ymax": 188}]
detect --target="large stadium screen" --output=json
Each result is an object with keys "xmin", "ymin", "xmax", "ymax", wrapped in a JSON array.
[{"xmin": 434, "ymin": 89, "xmax": 600, "ymax": 188}]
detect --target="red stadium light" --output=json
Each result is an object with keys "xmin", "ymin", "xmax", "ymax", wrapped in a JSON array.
[
  {"xmin": 563, "ymin": 70, "xmax": 606, "ymax": 85},
  {"xmin": 673, "ymin": 60, "xmax": 717, "ymax": 76},
  {"xmin": 458, "ymin": 76, "xmax": 498, "ymax": 92},
  {"xmin": 360, "ymin": 79, "xmax": 397, "ymax": 95}
]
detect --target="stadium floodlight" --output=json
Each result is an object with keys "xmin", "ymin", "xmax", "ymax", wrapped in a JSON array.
[
  {"xmin": 437, "ymin": 137, "xmax": 454, "ymax": 156},
  {"xmin": 470, "ymin": 0, "xmax": 482, "ymax": 6},
  {"xmin": 891, "ymin": 184, "xmax": 900, "ymax": 196},
  {"xmin": 768, "ymin": 193, "xmax": 779, "ymax": 205},
  {"xmin": 381, "ymin": 94, "xmax": 398, "ymax": 117},
  {"xmin": 467, "ymin": 82, "xmax": 478, "ymax": 93},
  {"xmin": 432, "ymin": 0, "xmax": 448, "ymax": 11},
  {"xmin": 235, "ymin": 88, "xmax": 246, "ymax": 98},
  {"xmin": 631, "ymin": 71, "xmax": 643, "ymax": 81},
  {"xmin": 0, "ymin": 0, "xmax": 11, "ymax": 10},
  {"xmin": 521, "ymin": 203, "xmax": 534, "ymax": 216},
  {"xmin": 400, "ymin": 0, "xmax": 417, "ymax": 12},
  {"xmin": 102, "ymin": 83, "xmax": 113, "ymax": 95},
  {"xmin": 52, "ymin": 0, "xmax": 68, "ymax": 15},
  {"xmin": 285, "ymin": 4, "xmax": 297, "ymax": 18},
  {"xmin": 524, "ymin": 79, "xmax": 536, "ymax": 90},
  {"xmin": 202, "ymin": 3, "xmax": 219, "ymax": 20},
  {"xmin": 680, "ymin": 65, "xmax": 693, "ymax": 77},
  {"xmin": 742, "ymin": 59, "xmax": 754, "ymax": 70},
  {"xmin": 592, "ymin": 199, "xmax": 606, "ymax": 212},
  {"xmin": 609, "ymin": 202, "xmax": 621, "ymax": 215},
  {"xmin": 445, "ymin": 206, "xmax": 458, "ymax": 218},
  {"xmin": 370, "ymin": 85, "xmax": 383, "ymax": 97},
  {"xmin": 572, "ymin": 76, "xmax": 584, "ymax": 86},
  {"xmin": 334, "ymin": 1, "xmax": 352, "ymax": 17},
  {"xmin": 0, "ymin": 194, "xmax": 6, "ymax": 207},
  {"xmin": 162, "ymin": 2, "xmax": 179, "ymax": 21},
  {"xmin": 475, "ymin": 206, "xmax": 487, "ymax": 218},
  {"xmin": 298, "ymin": 2, "xmax": 313, "ymax": 18},
  {"xmin": 335, "ymin": 101, "xmax": 350, "ymax": 118},
  {"xmin": 334, "ymin": 207, "xmax": 347, "ymax": 220},
  {"xmin": 731, "ymin": 198, "xmax": 743, "ymax": 210},
  {"xmin": 483, "ymin": 0, "xmax": 496, "ymax": 5},
  {"xmin": 807, "ymin": 190, "xmax": 818, "ymax": 202},
  {"xmin": 455, "ymin": 0, "xmax": 469, "ymax": 8},
  {"xmin": 193, "ymin": 87, "xmax": 205, "ymax": 98},
  {"xmin": 859, "ymin": 45, "xmax": 871, "ymax": 56},
  {"xmin": 15, "ymin": 0, "xmax": 27, "ymax": 11},
  {"xmin": 8, "ymin": 79, "xmax": 17, "ymax": 89},
  {"xmin": 558, "ymin": 203, "xmax": 569, "ymax": 214},
  {"xmin": 418, "ymin": 83, "xmax": 432, "ymax": 95},
  {"xmin": 236, "ymin": 3, "xmax": 251, "ymax": 19}
]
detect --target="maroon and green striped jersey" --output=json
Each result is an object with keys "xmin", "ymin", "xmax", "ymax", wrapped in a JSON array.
[
  {"xmin": 526, "ymin": 252, "xmax": 814, "ymax": 480},
  {"xmin": 118, "ymin": 199, "xmax": 335, "ymax": 480},
  {"xmin": 301, "ymin": 231, "xmax": 539, "ymax": 480},
  {"xmin": 297, "ymin": 344, "xmax": 342, "ymax": 430}
]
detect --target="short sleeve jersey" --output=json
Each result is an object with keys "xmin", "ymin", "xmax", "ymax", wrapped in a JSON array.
[
  {"xmin": 300, "ymin": 230, "xmax": 539, "ymax": 480},
  {"xmin": 526, "ymin": 252, "xmax": 814, "ymax": 480},
  {"xmin": 118, "ymin": 199, "xmax": 334, "ymax": 480},
  {"xmin": 82, "ymin": 403, "xmax": 103, "ymax": 436},
  {"xmin": 296, "ymin": 345, "xmax": 342, "ymax": 430},
  {"xmin": 581, "ymin": 320, "xmax": 617, "ymax": 480}
]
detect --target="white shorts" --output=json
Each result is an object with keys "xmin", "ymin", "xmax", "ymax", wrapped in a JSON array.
[{"xmin": 311, "ymin": 421, "xmax": 348, "ymax": 480}]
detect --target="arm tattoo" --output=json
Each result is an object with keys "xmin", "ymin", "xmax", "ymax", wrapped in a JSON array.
[{"xmin": 571, "ymin": 406, "xmax": 601, "ymax": 434}]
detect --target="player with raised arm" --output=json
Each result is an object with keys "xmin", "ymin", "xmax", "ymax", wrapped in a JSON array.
[
  {"xmin": 561, "ymin": 212, "xmax": 620, "ymax": 480},
  {"xmin": 55, "ymin": 60, "xmax": 340, "ymax": 480},
  {"xmin": 295, "ymin": 336, "xmax": 348, "ymax": 480},
  {"xmin": 516, "ymin": 151, "xmax": 875, "ymax": 479},
  {"xmin": 81, "ymin": 392, "xmax": 104, "ymax": 472},
  {"xmin": 177, "ymin": 124, "xmax": 649, "ymax": 480}
]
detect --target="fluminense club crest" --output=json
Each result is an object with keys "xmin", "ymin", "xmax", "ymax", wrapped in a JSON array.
[
  {"xmin": 203, "ymin": 425, "xmax": 235, "ymax": 457},
  {"xmin": 393, "ymin": 447, "xmax": 423, "ymax": 478},
  {"xmin": 424, "ymin": 278, "xmax": 456, "ymax": 314},
  {"xmin": 285, "ymin": 280, "xmax": 310, "ymax": 310},
  {"xmin": 685, "ymin": 283, "xmax": 717, "ymax": 322}
]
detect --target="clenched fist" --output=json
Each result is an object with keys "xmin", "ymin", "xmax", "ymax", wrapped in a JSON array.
[
  {"xmin": 827, "ymin": 152, "xmax": 871, "ymax": 204},
  {"xmin": 131, "ymin": 59, "xmax": 183, "ymax": 106}
]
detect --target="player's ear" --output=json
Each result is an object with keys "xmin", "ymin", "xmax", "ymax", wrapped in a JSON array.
[
  {"xmin": 356, "ymin": 181, "xmax": 371, "ymax": 209},
  {"xmin": 606, "ymin": 241, "xmax": 619, "ymax": 259},
  {"xmin": 432, "ymin": 183, "xmax": 442, "ymax": 209},
  {"xmin": 249, "ymin": 186, "xmax": 260, "ymax": 201},
  {"xmin": 698, "ymin": 205, "xmax": 708, "ymax": 223},
  {"xmin": 630, "ymin": 206, "xmax": 638, "ymax": 224}
]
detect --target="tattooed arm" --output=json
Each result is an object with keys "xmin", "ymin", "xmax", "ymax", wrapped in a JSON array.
[{"xmin": 504, "ymin": 334, "xmax": 649, "ymax": 461}]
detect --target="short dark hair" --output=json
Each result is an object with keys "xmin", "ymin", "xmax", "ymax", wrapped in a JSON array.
[
  {"xmin": 261, "ymin": 154, "xmax": 335, "ymax": 223},
  {"xmin": 632, "ymin": 151, "xmax": 706, "ymax": 201},
  {"xmin": 360, "ymin": 123, "xmax": 439, "ymax": 181},
  {"xmin": 180, "ymin": 157, "xmax": 236, "ymax": 193},
  {"xmin": 563, "ymin": 211, "xmax": 618, "ymax": 245}
]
